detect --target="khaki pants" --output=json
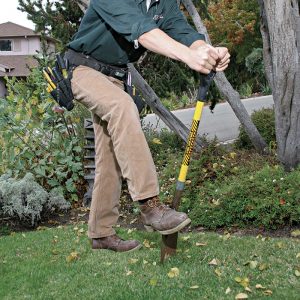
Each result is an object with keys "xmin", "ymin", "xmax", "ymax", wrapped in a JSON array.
[{"xmin": 71, "ymin": 65, "xmax": 159, "ymax": 238}]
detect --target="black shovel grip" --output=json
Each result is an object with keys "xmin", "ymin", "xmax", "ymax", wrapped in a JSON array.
[{"xmin": 197, "ymin": 70, "xmax": 216, "ymax": 102}]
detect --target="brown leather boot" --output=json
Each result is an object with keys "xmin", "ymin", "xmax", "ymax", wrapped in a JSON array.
[
  {"xmin": 91, "ymin": 235, "xmax": 142, "ymax": 252},
  {"xmin": 140, "ymin": 196, "xmax": 191, "ymax": 235}
]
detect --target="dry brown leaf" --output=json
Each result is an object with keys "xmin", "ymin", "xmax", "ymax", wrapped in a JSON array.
[
  {"xmin": 263, "ymin": 290, "xmax": 273, "ymax": 296},
  {"xmin": 208, "ymin": 258, "xmax": 219, "ymax": 266},
  {"xmin": 225, "ymin": 287, "xmax": 231, "ymax": 294},
  {"xmin": 235, "ymin": 293, "xmax": 248, "ymax": 299},
  {"xmin": 255, "ymin": 284, "xmax": 266, "ymax": 289},
  {"xmin": 190, "ymin": 285, "xmax": 199, "ymax": 289},
  {"xmin": 195, "ymin": 242, "xmax": 207, "ymax": 247}
]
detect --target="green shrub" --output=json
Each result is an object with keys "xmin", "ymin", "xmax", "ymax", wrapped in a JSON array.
[
  {"xmin": 189, "ymin": 165, "xmax": 300, "ymax": 229},
  {"xmin": 0, "ymin": 63, "xmax": 85, "ymax": 202},
  {"xmin": 235, "ymin": 107, "xmax": 276, "ymax": 150},
  {"xmin": 0, "ymin": 173, "xmax": 70, "ymax": 226}
]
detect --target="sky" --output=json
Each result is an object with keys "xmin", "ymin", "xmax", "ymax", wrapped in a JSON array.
[{"xmin": 0, "ymin": 0, "xmax": 35, "ymax": 29}]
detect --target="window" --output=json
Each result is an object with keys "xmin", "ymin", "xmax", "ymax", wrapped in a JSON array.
[{"xmin": 0, "ymin": 40, "xmax": 12, "ymax": 51}]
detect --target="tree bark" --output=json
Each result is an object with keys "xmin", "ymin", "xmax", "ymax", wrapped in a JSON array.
[
  {"xmin": 182, "ymin": 0, "xmax": 268, "ymax": 153},
  {"xmin": 258, "ymin": 0, "xmax": 300, "ymax": 170}
]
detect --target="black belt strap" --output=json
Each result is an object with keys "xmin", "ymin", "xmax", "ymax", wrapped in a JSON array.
[{"xmin": 64, "ymin": 49, "xmax": 128, "ymax": 81}]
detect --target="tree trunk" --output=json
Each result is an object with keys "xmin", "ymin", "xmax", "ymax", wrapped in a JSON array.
[
  {"xmin": 258, "ymin": 0, "xmax": 300, "ymax": 170},
  {"xmin": 182, "ymin": 0, "xmax": 268, "ymax": 153}
]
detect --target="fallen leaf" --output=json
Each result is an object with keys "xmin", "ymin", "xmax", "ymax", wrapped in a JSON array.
[
  {"xmin": 212, "ymin": 163, "xmax": 218, "ymax": 169},
  {"xmin": 279, "ymin": 198, "xmax": 286, "ymax": 205},
  {"xmin": 258, "ymin": 263, "xmax": 269, "ymax": 271},
  {"xmin": 143, "ymin": 260, "xmax": 148, "ymax": 265},
  {"xmin": 249, "ymin": 260, "xmax": 258, "ymax": 269},
  {"xmin": 128, "ymin": 258, "xmax": 138, "ymax": 264},
  {"xmin": 73, "ymin": 226, "xmax": 79, "ymax": 231},
  {"xmin": 152, "ymin": 138, "xmax": 162, "ymax": 145},
  {"xmin": 291, "ymin": 230, "xmax": 300, "ymax": 237},
  {"xmin": 149, "ymin": 278, "xmax": 158, "ymax": 286},
  {"xmin": 195, "ymin": 242, "xmax": 207, "ymax": 247},
  {"xmin": 214, "ymin": 268, "xmax": 222, "ymax": 277},
  {"xmin": 126, "ymin": 270, "xmax": 133, "ymax": 276},
  {"xmin": 143, "ymin": 240, "xmax": 151, "ymax": 248},
  {"xmin": 52, "ymin": 249, "xmax": 59, "ymax": 255},
  {"xmin": 105, "ymin": 262, "xmax": 112, "ymax": 266},
  {"xmin": 296, "ymin": 253, "xmax": 300, "ymax": 258},
  {"xmin": 182, "ymin": 235, "xmax": 191, "ymax": 241},
  {"xmin": 22, "ymin": 234, "xmax": 26, "ymax": 238},
  {"xmin": 235, "ymin": 293, "xmax": 248, "ymax": 299},
  {"xmin": 225, "ymin": 287, "xmax": 231, "ymax": 294},
  {"xmin": 230, "ymin": 152, "xmax": 237, "ymax": 159},
  {"xmin": 245, "ymin": 287, "xmax": 252, "ymax": 293},
  {"xmin": 295, "ymin": 270, "xmax": 300, "ymax": 277},
  {"xmin": 190, "ymin": 285, "xmax": 199, "ymax": 289},
  {"xmin": 263, "ymin": 290, "xmax": 273, "ymax": 296},
  {"xmin": 276, "ymin": 242, "xmax": 285, "ymax": 249},
  {"xmin": 223, "ymin": 233, "xmax": 231, "ymax": 240},
  {"xmin": 235, "ymin": 277, "xmax": 250, "ymax": 288},
  {"xmin": 208, "ymin": 258, "xmax": 219, "ymax": 266},
  {"xmin": 255, "ymin": 284, "xmax": 266, "ymax": 289},
  {"xmin": 37, "ymin": 226, "xmax": 47, "ymax": 231},
  {"xmin": 66, "ymin": 251, "xmax": 79, "ymax": 262},
  {"xmin": 167, "ymin": 267, "xmax": 180, "ymax": 278}
]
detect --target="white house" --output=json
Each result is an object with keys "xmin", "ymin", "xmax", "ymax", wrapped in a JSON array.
[{"xmin": 0, "ymin": 22, "xmax": 56, "ymax": 97}]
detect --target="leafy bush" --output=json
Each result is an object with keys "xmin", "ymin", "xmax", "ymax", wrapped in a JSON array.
[
  {"xmin": 144, "ymin": 129, "xmax": 299, "ymax": 230},
  {"xmin": 0, "ymin": 62, "xmax": 86, "ymax": 201},
  {"xmin": 189, "ymin": 165, "xmax": 300, "ymax": 229},
  {"xmin": 0, "ymin": 173, "xmax": 70, "ymax": 226},
  {"xmin": 235, "ymin": 108, "xmax": 276, "ymax": 150}
]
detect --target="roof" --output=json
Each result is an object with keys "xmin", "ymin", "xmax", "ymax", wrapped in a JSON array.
[
  {"xmin": 0, "ymin": 55, "xmax": 38, "ymax": 77},
  {"xmin": 0, "ymin": 22, "xmax": 56, "ymax": 42},
  {"xmin": 0, "ymin": 22, "xmax": 38, "ymax": 37}
]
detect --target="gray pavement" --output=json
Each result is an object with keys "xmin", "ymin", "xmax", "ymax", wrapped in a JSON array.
[{"xmin": 142, "ymin": 95, "xmax": 274, "ymax": 143}]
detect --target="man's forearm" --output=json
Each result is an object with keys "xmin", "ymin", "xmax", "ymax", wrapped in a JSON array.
[{"xmin": 138, "ymin": 28, "xmax": 192, "ymax": 63}]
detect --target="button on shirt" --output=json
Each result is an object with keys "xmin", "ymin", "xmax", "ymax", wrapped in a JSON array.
[{"xmin": 68, "ymin": 0, "xmax": 205, "ymax": 66}]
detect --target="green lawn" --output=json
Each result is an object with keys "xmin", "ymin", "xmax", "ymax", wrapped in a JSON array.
[{"xmin": 0, "ymin": 225, "xmax": 299, "ymax": 300}]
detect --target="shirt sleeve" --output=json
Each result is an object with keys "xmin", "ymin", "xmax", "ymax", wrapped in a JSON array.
[
  {"xmin": 162, "ymin": 1, "xmax": 205, "ymax": 47},
  {"xmin": 91, "ymin": 0, "xmax": 158, "ymax": 43}
]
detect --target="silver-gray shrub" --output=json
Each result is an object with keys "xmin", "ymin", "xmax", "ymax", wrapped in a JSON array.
[{"xmin": 0, "ymin": 173, "xmax": 70, "ymax": 226}]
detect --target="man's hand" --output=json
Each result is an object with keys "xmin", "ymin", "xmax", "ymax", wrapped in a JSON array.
[
  {"xmin": 215, "ymin": 47, "xmax": 230, "ymax": 72},
  {"xmin": 186, "ymin": 44, "xmax": 219, "ymax": 74},
  {"xmin": 188, "ymin": 41, "xmax": 230, "ymax": 74}
]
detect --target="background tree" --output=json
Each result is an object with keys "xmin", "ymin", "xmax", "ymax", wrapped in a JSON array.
[
  {"xmin": 18, "ymin": 0, "xmax": 83, "ymax": 49},
  {"xmin": 258, "ymin": 0, "xmax": 300, "ymax": 170}
]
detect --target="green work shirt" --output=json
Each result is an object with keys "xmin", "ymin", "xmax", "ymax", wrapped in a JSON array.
[{"xmin": 68, "ymin": 0, "xmax": 205, "ymax": 65}]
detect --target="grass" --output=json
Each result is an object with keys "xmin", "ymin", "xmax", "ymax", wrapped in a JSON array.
[{"xmin": 0, "ymin": 225, "xmax": 299, "ymax": 300}]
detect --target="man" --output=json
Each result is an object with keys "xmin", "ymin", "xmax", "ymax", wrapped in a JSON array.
[{"xmin": 66, "ymin": 0, "xmax": 230, "ymax": 252}]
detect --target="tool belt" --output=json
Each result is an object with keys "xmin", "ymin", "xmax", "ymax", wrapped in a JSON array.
[
  {"xmin": 64, "ymin": 49, "xmax": 146, "ymax": 114},
  {"xmin": 64, "ymin": 49, "xmax": 128, "ymax": 81},
  {"xmin": 44, "ymin": 50, "xmax": 146, "ymax": 113}
]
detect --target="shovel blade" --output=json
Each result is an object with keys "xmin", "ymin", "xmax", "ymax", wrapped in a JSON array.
[{"xmin": 160, "ymin": 232, "xmax": 178, "ymax": 263}]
